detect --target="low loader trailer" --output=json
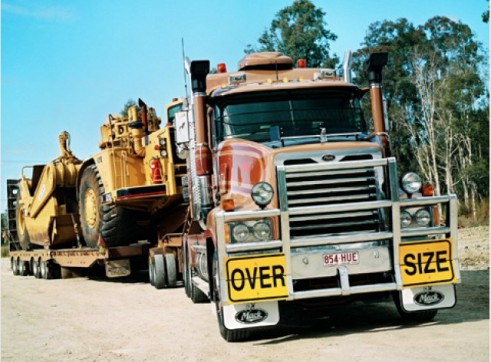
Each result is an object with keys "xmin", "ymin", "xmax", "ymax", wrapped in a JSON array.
[{"xmin": 7, "ymin": 179, "xmax": 149, "ymax": 279}]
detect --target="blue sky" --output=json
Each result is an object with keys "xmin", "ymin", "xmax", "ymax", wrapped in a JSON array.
[{"xmin": 1, "ymin": 0, "xmax": 489, "ymax": 211}]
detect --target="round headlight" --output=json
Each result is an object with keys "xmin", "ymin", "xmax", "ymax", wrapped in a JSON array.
[
  {"xmin": 251, "ymin": 182, "xmax": 274, "ymax": 208},
  {"xmin": 401, "ymin": 172, "xmax": 422, "ymax": 194},
  {"xmin": 253, "ymin": 221, "xmax": 272, "ymax": 241},
  {"xmin": 232, "ymin": 223, "xmax": 249, "ymax": 242},
  {"xmin": 415, "ymin": 209, "xmax": 431, "ymax": 226},
  {"xmin": 400, "ymin": 210, "xmax": 412, "ymax": 228}
]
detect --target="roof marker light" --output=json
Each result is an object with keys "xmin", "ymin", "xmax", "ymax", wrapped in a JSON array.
[{"xmin": 217, "ymin": 63, "xmax": 227, "ymax": 73}]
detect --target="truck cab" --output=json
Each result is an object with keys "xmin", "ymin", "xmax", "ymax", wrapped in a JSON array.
[{"xmin": 177, "ymin": 52, "xmax": 460, "ymax": 341}]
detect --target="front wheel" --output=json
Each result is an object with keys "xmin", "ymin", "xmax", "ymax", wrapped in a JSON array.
[
  {"xmin": 183, "ymin": 244, "xmax": 208, "ymax": 303},
  {"xmin": 393, "ymin": 292, "xmax": 438, "ymax": 322},
  {"xmin": 213, "ymin": 259, "xmax": 250, "ymax": 342}
]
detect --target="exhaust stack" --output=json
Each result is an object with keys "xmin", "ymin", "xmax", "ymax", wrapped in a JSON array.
[{"xmin": 343, "ymin": 50, "xmax": 352, "ymax": 83}]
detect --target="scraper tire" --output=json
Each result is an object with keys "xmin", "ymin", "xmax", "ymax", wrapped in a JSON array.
[
  {"xmin": 79, "ymin": 164, "xmax": 147, "ymax": 247},
  {"xmin": 16, "ymin": 194, "xmax": 33, "ymax": 251}
]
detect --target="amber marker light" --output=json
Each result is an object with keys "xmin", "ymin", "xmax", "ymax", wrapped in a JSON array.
[
  {"xmin": 222, "ymin": 198, "xmax": 235, "ymax": 211},
  {"xmin": 422, "ymin": 184, "xmax": 434, "ymax": 196}
]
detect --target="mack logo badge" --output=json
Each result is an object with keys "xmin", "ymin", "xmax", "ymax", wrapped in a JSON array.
[
  {"xmin": 322, "ymin": 154, "xmax": 336, "ymax": 161},
  {"xmin": 235, "ymin": 309, "xmax": 268, "ymax": 324},
  {"xmin": 414, "ymin": 289, "xmax": 445, "ymax": 306}
]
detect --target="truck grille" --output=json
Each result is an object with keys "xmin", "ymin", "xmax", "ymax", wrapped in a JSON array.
[{"xmin": 280, "ymin": 159, "xmax": 383, "ymax": 239}]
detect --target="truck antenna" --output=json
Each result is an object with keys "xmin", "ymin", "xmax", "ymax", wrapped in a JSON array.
[{"xmin": 182, "ymin": 38, "xmax": 190, "ymax": 102}]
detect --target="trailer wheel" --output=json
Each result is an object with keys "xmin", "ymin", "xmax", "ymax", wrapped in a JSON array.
[
  {"xmin": 40, "ymin": 260, "xmax": 56, "ymax": 280},
  {"xmin": 18, "ymin": 259, "xmax": 29, "ymax": 276},
  {"xmin": 11, "ymin": 257, "xmax": 19, "ymax": 276},
  {"xmin": 153, "ymin": 254, "xmax": 167, "ymax": 289},
  {"xmin": 165, "ymin": 254, "xmax": 177, "ymax": 288},
  {"xmin": 148, "ymin": 256, "xmax": 155, "ymax": 286},
  {"xmin": 32, "ymin": 258, "xmax": 41, "ymax": 278}
]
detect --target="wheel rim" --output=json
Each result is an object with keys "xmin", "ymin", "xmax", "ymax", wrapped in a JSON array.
[{"xmin": 83, "ymin": 188, "xmax": 98, "ymax": 228}]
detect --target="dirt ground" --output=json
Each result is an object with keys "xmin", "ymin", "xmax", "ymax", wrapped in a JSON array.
[{"xmin": 1, "ymin": 226, "xmax": 489, "ymax": 362}]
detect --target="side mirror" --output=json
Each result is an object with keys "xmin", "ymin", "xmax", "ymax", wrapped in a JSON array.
[{"xmin": 175, "ymin": 111, "xmax": 190, "ymax": 159}]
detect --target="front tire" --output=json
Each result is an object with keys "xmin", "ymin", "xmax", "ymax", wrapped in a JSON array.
[
  {"xmin": 213, "ymin": 259, "xmax": 250, "ymax": 342},
  {"xmin": 393, "ymin": 292, "xmax": 438, "ymax": 322},
  {"xmin": 183, "ymin": 244, "xmax": 208, "ymax": 303}
]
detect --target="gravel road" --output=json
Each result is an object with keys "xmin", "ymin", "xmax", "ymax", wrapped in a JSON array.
[{"xmin": 1, "ymin": 227, "xmax": 489, "ymax": 362}]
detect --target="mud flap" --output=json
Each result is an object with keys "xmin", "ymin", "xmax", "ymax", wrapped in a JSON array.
[
  {"xmin": 223, "ymin": 301, "xmax": 280, "ymax": 330},
  {"xmin": 105, "ymin": 259, "xmax": 131, "ymax": 278},
  {"xmin": 399, "ymin": 284, "xmax": 456, "ymax": 312}
]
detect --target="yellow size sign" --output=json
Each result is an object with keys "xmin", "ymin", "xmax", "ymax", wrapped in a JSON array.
[
  {"xmin": 399, "ymin": 239, "xmax": 456, "ymax": 287},
  {"xmin": 226, "ymin": 254, "xmax": 288, "ymax": 303}
]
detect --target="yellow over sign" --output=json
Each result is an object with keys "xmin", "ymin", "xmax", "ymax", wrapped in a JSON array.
[
  {"xmin": 226, "ymin": 254, "xmax": 288, "ymax": 303},
  {"xmin": 399, "ymin": 239, "xmax": 456, "ymax": 287}
]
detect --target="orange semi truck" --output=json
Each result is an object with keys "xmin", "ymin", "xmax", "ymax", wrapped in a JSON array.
[{"xmin": 172, "ymin": 51, "xmax": 460, "ymax": 341}]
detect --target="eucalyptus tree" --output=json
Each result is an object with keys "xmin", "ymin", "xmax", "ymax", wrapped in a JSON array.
[
  {"xmin": 352, "ymin": 16, "xmax": 488, "ymax": 219},
  {"xmin": 245, "ymin": 0, "xmax": 338, "ymax": 67}
]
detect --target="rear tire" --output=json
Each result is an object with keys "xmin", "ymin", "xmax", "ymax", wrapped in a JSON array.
[
  {"xmin": 165, "ymin": 254, "xmax": 177, "ymax": 288},
  {"xmin": 18, "ymin": 260, "xmax": 29, "ymax": 276},
  {"xmin": 148, "ymin": 256, "xmax": 155, "ymax": 286},
  {"xmin": 32, "ymin": 258, "xmax": 41, "ymax": 278},
  {"xmin": 11, "ymin": 257, "xmax": 19, "ymax": 276},
  {"xmin": 183, "ymin": 244, "xmax": 191, "ymax": 297},
  {"xmin": 153, "ymin": 254, "xmax": 166, "ymax": 289}
]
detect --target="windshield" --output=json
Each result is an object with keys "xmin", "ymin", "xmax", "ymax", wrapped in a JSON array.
[
  {"xmin": 214, "ymin": 89, "xmax": 366, "ymax": 143},
  {"xmin": 167, "ymin": 102, "xmax": 183, "ymax": 126}
]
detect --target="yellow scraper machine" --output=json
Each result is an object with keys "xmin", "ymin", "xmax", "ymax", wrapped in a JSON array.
[{"xmin": 8, "ymin": 99, "xmax": 186, "ymax": 279}]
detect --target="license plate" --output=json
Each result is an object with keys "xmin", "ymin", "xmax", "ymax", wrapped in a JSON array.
[
  {"xmin": 323, "ymin": 251, "xmax": 359, "ymax": 267},
  {"xmin": 399, "ymin": 239, "xmax": 456, "ymax": 287},
  {"xmin": 225, "ymin": 254, "xmax": 288, "ymax": 304}
]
